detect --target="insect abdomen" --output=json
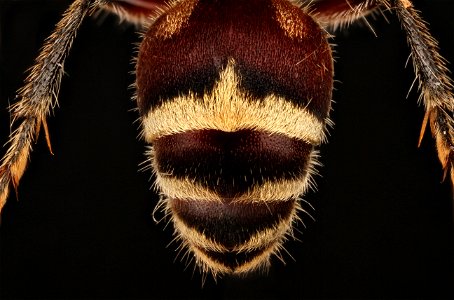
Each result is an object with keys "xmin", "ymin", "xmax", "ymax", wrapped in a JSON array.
[
  {"xmin": 136, "ymin": 0, "xmax": 333, "ymax": 275},
  {"xmin": 153, "ymin": 129, "xmax": 313, "ymax": 197}
]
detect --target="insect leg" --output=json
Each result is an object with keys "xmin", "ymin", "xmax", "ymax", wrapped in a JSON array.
[
  {"xmin": 310, "ymin": 0, "xmax": 454, "ymax": 184},
  {"xmin": 0, "ymin": 0, "xmax": 104, "ymax": 213},
  {"xmin": 308, "ymin": 0, "xmax": 381, "ymax": 29},
  {"xmin": 103, "ymin": 0, "xmax": 168, "ymax": 25},
  {"xmin": 393, "ymin": 0, "xmax": 454, "ymax": 184}
]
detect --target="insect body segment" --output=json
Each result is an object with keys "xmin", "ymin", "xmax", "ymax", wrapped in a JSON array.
[
  {"xmin": 137, "ymin": 0, "xmax": 333, "ymax": 274},
  {"xmin": 1, "ymin": 0, "xmax": 453, "ymax": 279}
]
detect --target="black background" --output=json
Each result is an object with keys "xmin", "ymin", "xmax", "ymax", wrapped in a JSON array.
[{"xmin": 0, "ymin": 0, "xmax": 453, "ymax": 299}]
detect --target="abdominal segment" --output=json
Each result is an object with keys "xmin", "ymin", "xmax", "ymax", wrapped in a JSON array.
[
  {"xmin": 153, "ymin": 129, "xmax": 313, "ymax": 198},
  {"xmin": 169, "ymin": 198, "xmax": 297, "ymax": 274},
  {"xmin": 151, "ymin": 128, "xmax": 315, "ymax": 275}
]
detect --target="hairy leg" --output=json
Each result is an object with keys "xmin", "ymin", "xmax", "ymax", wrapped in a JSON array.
[
  {"xmin": 309, "ymin": 0, "xmax": 454, "ymax": 185},
  {"xmin": 0, "ymin": 0, "xmax": 165, "ymax": 213}
]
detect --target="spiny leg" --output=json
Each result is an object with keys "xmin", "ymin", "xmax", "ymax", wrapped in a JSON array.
[
  {"xmin": 308, "ymin": 0, "xmax": 380, "ymax": 29},
  {"xmin": 310, "ymin": 0, "xmax": 454, "ymax": 186},
  {"xmin": 0, "ymin": 0, "xmax": 103, "ymax": 213},
  {"xmin": 0, "ymin": 0, "xmax": 169, "ymax": 214},
  {"xmin": 393, "ymin": 0, "xmax": 454, "ymax": 184}
]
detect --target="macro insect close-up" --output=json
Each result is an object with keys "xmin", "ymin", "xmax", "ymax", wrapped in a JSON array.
[{"xmin": 0, "ymin": 0, "xmax": 453, "ymax": 298}]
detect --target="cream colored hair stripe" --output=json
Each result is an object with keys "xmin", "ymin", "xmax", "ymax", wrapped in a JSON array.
[
  {"xmin": 142, "ymin": 60, "xmax": 327, "ymax": 145},
  {"xmin": 155, "ymin": 174, "xmax": 312, "ymax": 203},
  {"xmin": 192, "ymin": 244, "xmax": 272, "ymax": 275},
  {"xmin": 171, "ymin": 209, "xmax": 294, "ymax": 253}
]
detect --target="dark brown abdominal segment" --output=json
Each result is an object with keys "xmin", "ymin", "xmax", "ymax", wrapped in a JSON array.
[
  {"xmin": 171, "ymin": 198, "xmax": 295, "ymax": 271},
  {"xmin": 137, "ymin": 0, "xmax": 333, "ymax": 121},
  {"xmin": 153, "ymin": 129, "xmax": 313, "ymax": 198},
  {"xmin": 171, "ymin": 198, "xmax": 295, "ymax": 249}
]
